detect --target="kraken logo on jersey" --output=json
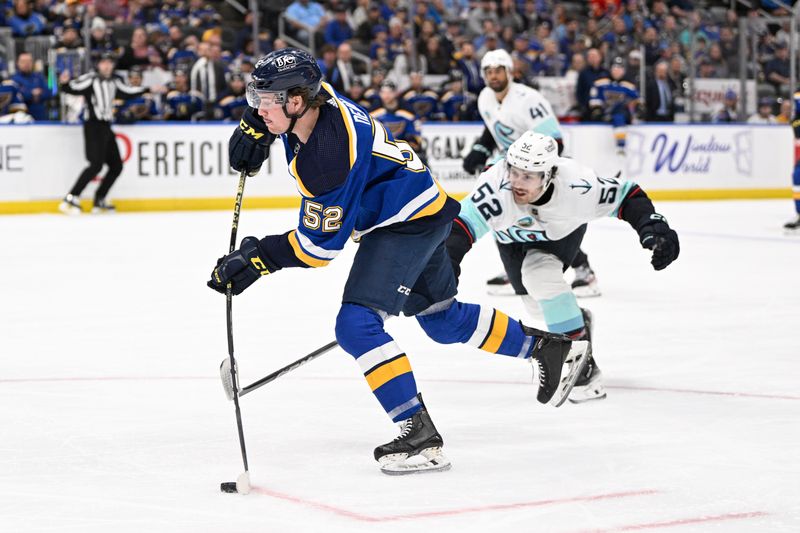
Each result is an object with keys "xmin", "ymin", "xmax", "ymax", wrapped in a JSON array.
[{"xmin": 493, "ymin": 121, "xmax": 515, "ymax": 149}]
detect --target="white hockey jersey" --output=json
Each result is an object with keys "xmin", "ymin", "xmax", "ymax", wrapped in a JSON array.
[
  {"xmin": 477, "ymin": 81, "xmax": 562, "ymax": 151},
  {"xmin": 459, "ymin": 157, "xmax": 638, "ymax": 244}
]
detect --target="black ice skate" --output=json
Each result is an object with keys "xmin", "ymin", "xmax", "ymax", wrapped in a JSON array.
[
  {"xmin": 569, "ymin": 308, "xmax": 607, "ymax": 404},
  {"xmin": 571, "ymin": 265, "xmax": 601, "ymax": 298},
  {"xmin": 784, "ymin": 214, "xmax": 800, "ymax": 232},
  {"xmin": 486, "ymin": 272, "xmax": 514, "ymax": 296},
  {"xmin": 522, "ymin": 324, "xmax": 590, "ymax": 407},
  {"xmin": 58, "ymin": 194, "xmax": 81, "ymax": 215},
  {"xmin": 374, "ymin": 394, "xmax": 451, "ymax": 475},
  {"xmin": 92, "ymin": 199, "xmax": 116, "ymax": 214}
]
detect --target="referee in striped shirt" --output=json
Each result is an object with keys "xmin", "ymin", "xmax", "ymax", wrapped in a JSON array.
[{"xmin": 58, "ymin": 52, "xmax": 147, "ymax": 214}]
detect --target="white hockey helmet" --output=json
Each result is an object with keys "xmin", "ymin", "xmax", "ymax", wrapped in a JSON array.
[
  {"xmin": 506, "ymin": 132, "xmax": 559, "ymax": 185},
  {"xmin": 480, "ymin": 49, "xmax": 513, "ymax": 80}
]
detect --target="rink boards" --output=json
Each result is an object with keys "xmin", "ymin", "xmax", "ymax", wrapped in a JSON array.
[{"xmin": 0, "ymin": 122, "xmax": 793, "ymax": 214}]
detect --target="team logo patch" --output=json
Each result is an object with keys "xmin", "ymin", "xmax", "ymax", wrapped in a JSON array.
[{"xmin": 275, "ymin": 56, "xmax": 297, "ymax": 71}]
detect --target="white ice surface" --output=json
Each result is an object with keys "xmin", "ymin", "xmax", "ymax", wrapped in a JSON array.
[{"xmin": 1, "ymin": 200, "xmax": 798, "ymax": 532}]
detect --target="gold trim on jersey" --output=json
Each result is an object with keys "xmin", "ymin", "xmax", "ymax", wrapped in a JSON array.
[
  {"xmin": 409, "ymin": 179, "xmax": 448, "ymax": 220},
  {"xmin": 287, "ymin": 230, "xmax": 331, "ymax": 268},
  {"xmin": 321, "ymin": 81, "xmax": 357, "ymax": 170},
  {"xmin": 289, "ymin": 157, "xmax": 314, "ymax": 197}
]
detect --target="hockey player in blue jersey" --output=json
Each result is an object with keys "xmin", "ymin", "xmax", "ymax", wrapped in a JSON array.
[
  {"xmin": 785, "ymin": 88, "xmax": 800, "ymax": 231},
  {"xmin": 589, "ymin": 57, "xmax": 640, "ymax": 156},
  {"xmin": 207, "ymin": 48, "xmax": 590, "ymax": 475}
]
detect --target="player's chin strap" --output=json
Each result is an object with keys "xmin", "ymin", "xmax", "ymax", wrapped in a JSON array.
[{"xmin": 281, "ymin": 101, "xmax": 313, "ymax": 135}]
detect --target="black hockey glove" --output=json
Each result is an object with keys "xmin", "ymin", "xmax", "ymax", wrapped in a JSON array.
[
  {"xmin": 463, "ymin": 144, "xmax": 492, "ymax": 174},
  {"xmin": 207, "ymin": 237, "xmax": 280, "ymax": 295},
  {"xmin": 228, "ymin": 107, "xmax": 275, "ymax": 176},
  {"xmin": 638, "ymin": 214, "xmax": 680, "ymax": 271}
]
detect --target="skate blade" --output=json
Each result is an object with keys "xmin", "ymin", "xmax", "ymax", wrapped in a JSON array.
[
  {"xmin": 572, "ymin": 284, "xmax": 601, "ymax": 298},
  {"xmin": 486, "ymin": 286, "xmax": 516, "ymax": 297},
  {"xmin": 379, "ymin": 447, "xmax": 452, "ymax": 475},
  {"xmin": 568, "ymin": 385, "xmax": 607, "ymax": 404},
  {"xmin": 549, "ymin": 341, "xmax": 591, "ymax": 407}
]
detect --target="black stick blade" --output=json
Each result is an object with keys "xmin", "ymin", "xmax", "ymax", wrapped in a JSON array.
[{"xmin": 220, "ymin": 481, "xmax": 238, "ymax": 493}]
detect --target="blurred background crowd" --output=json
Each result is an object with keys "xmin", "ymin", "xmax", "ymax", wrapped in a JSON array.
[{"xmin": 0, "ymin": 0, "xmax": 797, "ymax": 125}]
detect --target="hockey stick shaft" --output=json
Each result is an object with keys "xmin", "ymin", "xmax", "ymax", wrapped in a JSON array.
[
  {"xmin": 240, "ymin": 340, "xmax": 338, "ymax": 397},
  {"xmin": 226, "ymin": 170, "xmax": 249, "ymax": 473}
]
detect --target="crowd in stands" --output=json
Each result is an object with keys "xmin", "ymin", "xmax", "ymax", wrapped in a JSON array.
[{"xmin": 0, "ymin": 0, "xmax": 797, "ymax": 125}]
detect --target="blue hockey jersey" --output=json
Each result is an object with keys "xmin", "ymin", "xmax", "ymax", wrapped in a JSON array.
[{"xmin": 264, "ymin": 81, "xmax": 455, "ymax": 269}]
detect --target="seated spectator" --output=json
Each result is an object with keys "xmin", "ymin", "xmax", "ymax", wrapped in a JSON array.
[
  {"xmin": 439, "ymin": 71, "xmax": 479, "ymax": 122},
  {"xmin": 718, "ymin": 26, "xmax": 739, "ymax": 76},
  {"xmin": 324, "ymin": 5, "xmax": 353, "ymax": 48},
  {"xmin": 369, "ymin": 25, "xmax": 389, "ymax": 60},
  {"xmin": 215, "ymin": 72, "xmax": 247, "ymax": 121},
  {"xmin": 51, "ymin": 0, "xmax": 85, "ymax": 32},
  {"xmin": 456, "ymin": 41, "xmax": 483, "ymax": 95},
  {"xmin": 285, "ymin": 0, "xmax": 328, "ymax": 49},
  {"xmin": 89, "ymin": 17, "xmax": 119, "ymax": 62},
  {"xmin": 335, "ymin": 42, "xmax": 364, "ymax": 94},
  {"xmin": 576, "ymin": 48, "xmax": 607, "ymax": 118},
  {"xmin": 747, "ymin": 97, "xmax": 777, "ymax": 124},
  {"xmin": 11, "ymin": 52, "xmax": 52, "ymax": 121},
  {"xmin": 764, "ymin": 42, "xmax": 791, "ymax": 96},
  {"xmin": 776, "ymin": 99, "xmax": 792, "ymax": 124},
  {"xmin": 533, "ymin": 38, "xmax": 567, "ymax": 77},
  {"xmin": 9, "ymin": 0, "xmax": 47, "ymax": 37},
  {"xmin": 56, "ymin": 26, "xmax": 82, "ymax": 50},
  {"xmin": 511, "ymin": 35, "xmax": 537, "ymax": 75},
  {"xmin": 705, "ymin": 43, "xmax": 729, "ymax": 78},
  {"xmin": 354, "ymin": 3, "xmax": 384, "ymax": 52},
  {"xmin": 317, "ymin": 44, "xmax": 343, "ymax": 92},
  {"xmin": 117, "ymin": 27, "xmax": 153, "ymax": 71},
  {"xmin": 346, "ymin": 78, "xmax": 371, "ymax": 109},
  {"xmin": 422, "ymin": 36, "xmax": 452, "ymax": 75},
  {"xmin": 645, "ymin": 60, "xmax": 676, "ymax": 122},
  {"xmin": 712, "ymin": 89, "xmax": 739, "ymax": 123},
  {"xmin": 0, "ymin": 77, "xmax": 30, "ymax": 122},
  {"xmin": 386, "ymin": 17, "xmax": 407, "ymax": 59},
  {"xmin": 363, "ymin": 69, "xmax": 386, "ymax": 110},
  {"xmin": 400, "ymin": 71, "xmax": 440, "ymax": 121},
  {"xmin": 160, "ymin": 0, "xmax": 189, "ymax": 27},
  {"xmin": 163, "ymin": 69, "xmax": 205, "ymax": 121},
  {"xmin": 115, "ymin": 67, "xmax": 160, "ymax": 123},
  {"xmin": 187, "ymin": 0, "xmax": 221, "ymax": 29}
]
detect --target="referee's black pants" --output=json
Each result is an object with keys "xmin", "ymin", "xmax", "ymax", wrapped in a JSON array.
[{"xmin": 68, "ymin": 120, "xmax": 123, "ymax": 202}]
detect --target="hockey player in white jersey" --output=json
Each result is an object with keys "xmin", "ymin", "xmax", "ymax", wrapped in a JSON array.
[
  {"xmin": 462, "ymin": 49, "xmax": 601, "ymax": 298},
  {"xmin": 448, "ymin": 133, "xmax": 680, "ymax": 402}
]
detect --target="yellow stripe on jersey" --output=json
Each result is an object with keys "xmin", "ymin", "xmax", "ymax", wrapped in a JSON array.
[
  {"xmin": 322, "ymin": 81, "xmax": 356, "ymax": 170},
  {"xmin": 365, "ymin": 355, "xmax": 413, "ymax": 391},
  {"xmin": 290, "ymin": 157, "xmax": 314, "ymax": 198},
  {"xmin": 287, "ymin": 230, "xmax": 331, "ymax": 268},
  {"xmin": 614, "ymin": 131, "xmax": 626, "ymax": 140},
  {"xmin": 793, "ymin": 191, "xmax": 800, "ymax": 200},
  {"xmin": 480, "ymin": 310, "xmax": 510, "ymax": 353},
  {"xmin": 410, "ymin": 179, "xmax": 448, "ymax": 220}
]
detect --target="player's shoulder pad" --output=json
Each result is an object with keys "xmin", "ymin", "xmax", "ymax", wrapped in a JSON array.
[
  {"xmin": 189, "ymin": 90, "xmax": 206, "ymax": 100},
  {"xmin": 620, "ymin": 80, "xmax": 637, "ymax": 90},
  {"xmin": 370, "ymin": 107, "xmax": 387, "ymax": 117},
  {"xmin": 593, "ymin": 77, "xmax": 610, "ymax": 86},
  {"xmin": 218, "ymin": 95, "xmax": 234, "ymax": 106},
  {"xmin": 166, "ymin": 90, "xmax": 181, "ymax": 99},
  {"xmin": 292, "ymin": 106, "xmax": 352, "ymax": 197}
]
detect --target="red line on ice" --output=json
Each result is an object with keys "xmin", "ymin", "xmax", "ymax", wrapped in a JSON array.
[
  {"xmin": 249, "ymin": 487, "xmax": 661, "ymax": 523},
  {"xmin": 572, "ymin": 510, "xmax": 768, "ymax": 532}
]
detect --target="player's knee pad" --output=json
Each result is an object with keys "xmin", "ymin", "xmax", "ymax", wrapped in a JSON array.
[
  {"xmin": 416, "ymin": 299, "xmax": 477, "ymax": 344},
  {"xmin": 335, "ymin": 303, "xmax": 390, "ymax": 358},
  {"xmin": 521, "ymin": 251, "xmax": 570, "ymax": 300},
  {"xmin": 521, "ymin": 251, "xmax": 583, "ymax": 334}
]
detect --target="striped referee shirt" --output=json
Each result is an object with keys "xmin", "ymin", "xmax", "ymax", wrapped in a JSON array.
[{"xmin": 61, "ymin": 72, "xmax": 147, "ymax": 122}]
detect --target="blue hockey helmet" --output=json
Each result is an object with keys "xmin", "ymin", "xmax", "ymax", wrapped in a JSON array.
[{"xmin": 246, "ymin": 48, "xmax": 322, "ymax": 110}]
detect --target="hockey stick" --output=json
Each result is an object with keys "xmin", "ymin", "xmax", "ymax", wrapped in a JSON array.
[
  {"xmin": 220, "ymin": 170, "xmax": 251, "ymax": 495},
  {"xmin": 220, "ymin": 340, "xmax": 338, "ymax": 401}
]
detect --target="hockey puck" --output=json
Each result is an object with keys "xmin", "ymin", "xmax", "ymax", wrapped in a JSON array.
[{"xmin": 220, "ymin": 481, "xmax": 238, "ymax": 493}]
